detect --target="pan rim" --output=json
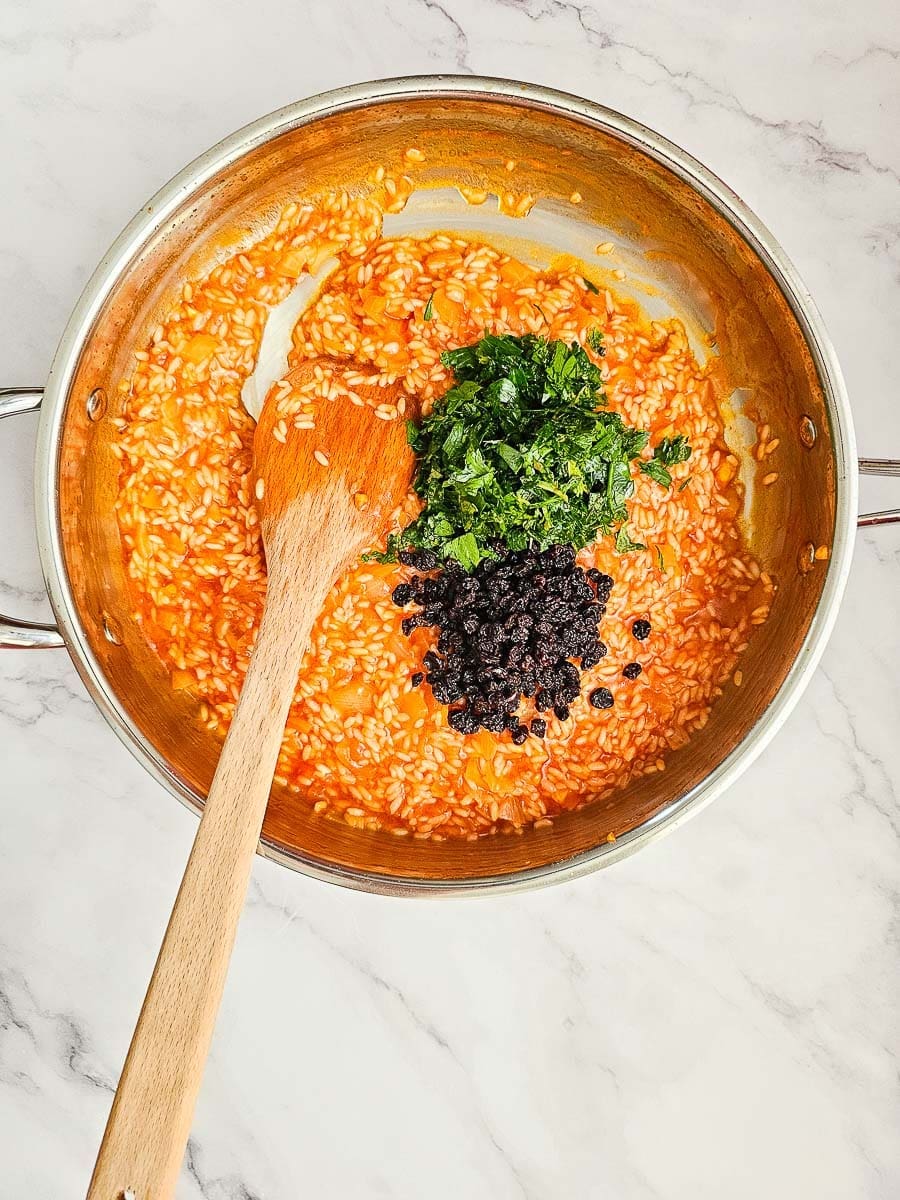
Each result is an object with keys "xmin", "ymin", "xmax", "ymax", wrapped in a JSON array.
[{"xmin": 33, "ymin": 75, "xmax": 858, "ymax": 896}]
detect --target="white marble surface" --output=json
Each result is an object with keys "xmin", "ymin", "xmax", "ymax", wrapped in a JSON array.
[{"xmin": 2, "ymin": 1, "xmax": 899, "ymax": 1196}]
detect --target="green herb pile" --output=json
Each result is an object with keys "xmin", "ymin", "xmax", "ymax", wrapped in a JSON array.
[{"xmin": 375, "ymin": 332, "xmax": 691, "ymax": 570}]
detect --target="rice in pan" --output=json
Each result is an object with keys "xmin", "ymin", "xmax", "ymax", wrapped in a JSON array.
[{"xmin": 112, "ymin": 165, "xmax": 771, "ymax": 840}]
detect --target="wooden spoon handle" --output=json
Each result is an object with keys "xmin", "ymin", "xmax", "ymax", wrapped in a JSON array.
[{"xmin": 87, "ymin": 563, "xmax": 329, "ymax": 1200}]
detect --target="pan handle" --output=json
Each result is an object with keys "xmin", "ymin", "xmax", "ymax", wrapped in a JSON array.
[
  {"xmin": 858, "ymin": 457, "xmax": 900, "ymax": 528},
  {"xmin": 0, "ymin": 388, "xmax": 65, "ymax": 649}
]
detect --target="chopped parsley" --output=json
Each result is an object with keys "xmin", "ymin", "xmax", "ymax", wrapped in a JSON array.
[
  {"xmin": 654, "ymin": 435, "xmax": 692, "ymax": 467},
  {"xmin": 370, "ymin": 333, "xmax": 690, "ymax": 570},
  {"xmin": 638, "ymin": 433, "xmax": 693, "ymax": 489},
  {"xmin": 638, "ymin": 458, "xmax": 674, "ymax": 488},
  {"xmin": 587, "ymin": 328, "xmax": 605, "ymax": 355},
  {"xmin": 582, "ymin": 276, "xmax": 600, "ymax": 294},
  {"xmin": 614, "ymin": 527, "xmax": 646, "ymax": 555},
  {"xmin": 423, "ymin": 292, "xmax": 435, "ymax": 321}
]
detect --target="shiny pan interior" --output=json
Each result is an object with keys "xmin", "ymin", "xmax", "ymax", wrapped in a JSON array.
[{"xmin": 39, "ymin": 79, "xmax": 854, "ymax": 893}]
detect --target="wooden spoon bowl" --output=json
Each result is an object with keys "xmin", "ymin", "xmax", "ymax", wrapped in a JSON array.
[{"xmin": 254, "ymin": 362, "xmax": 414, "ymax": 555}]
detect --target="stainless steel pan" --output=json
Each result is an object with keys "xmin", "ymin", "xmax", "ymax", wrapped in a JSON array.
[{"xmin": 2, "ymin": 77, "xmax": 897, "ymax": 894}]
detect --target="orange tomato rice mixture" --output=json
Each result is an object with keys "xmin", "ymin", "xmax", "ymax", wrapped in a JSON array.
[{"xmin": 112, "ymin": 172, "xmax": 772, "ymax": 839}]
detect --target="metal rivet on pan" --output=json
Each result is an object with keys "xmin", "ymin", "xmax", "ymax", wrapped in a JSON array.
[
  {"xmin": 102, "ymin": 613, "xmax": 123, "ymax": 645},
  {"xmin": 86, "ymin": 387, "xmax": 107, "ymax": 422},
  {"xmin": 797, "ymin": 543, "xmax": 816, "ymax": 575},
  {"xmin": 799, "ymin": 415, "xmax": 817, "ymax": 448}
]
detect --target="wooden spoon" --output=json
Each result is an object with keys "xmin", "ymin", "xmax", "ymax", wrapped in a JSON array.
[{"xmin": 87, "ymin": 361, "xmax": 413, "ymax": 1200}]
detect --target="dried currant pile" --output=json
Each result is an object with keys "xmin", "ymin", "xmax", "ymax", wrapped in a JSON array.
[{"xmin": 392, "ymin": 543, "xmax": 614, "ymax": 742}]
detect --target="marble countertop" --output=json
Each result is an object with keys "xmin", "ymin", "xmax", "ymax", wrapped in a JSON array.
[{"xmin": 2, "ymin": 2, "xmax": 899, "ymax": 1196}]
